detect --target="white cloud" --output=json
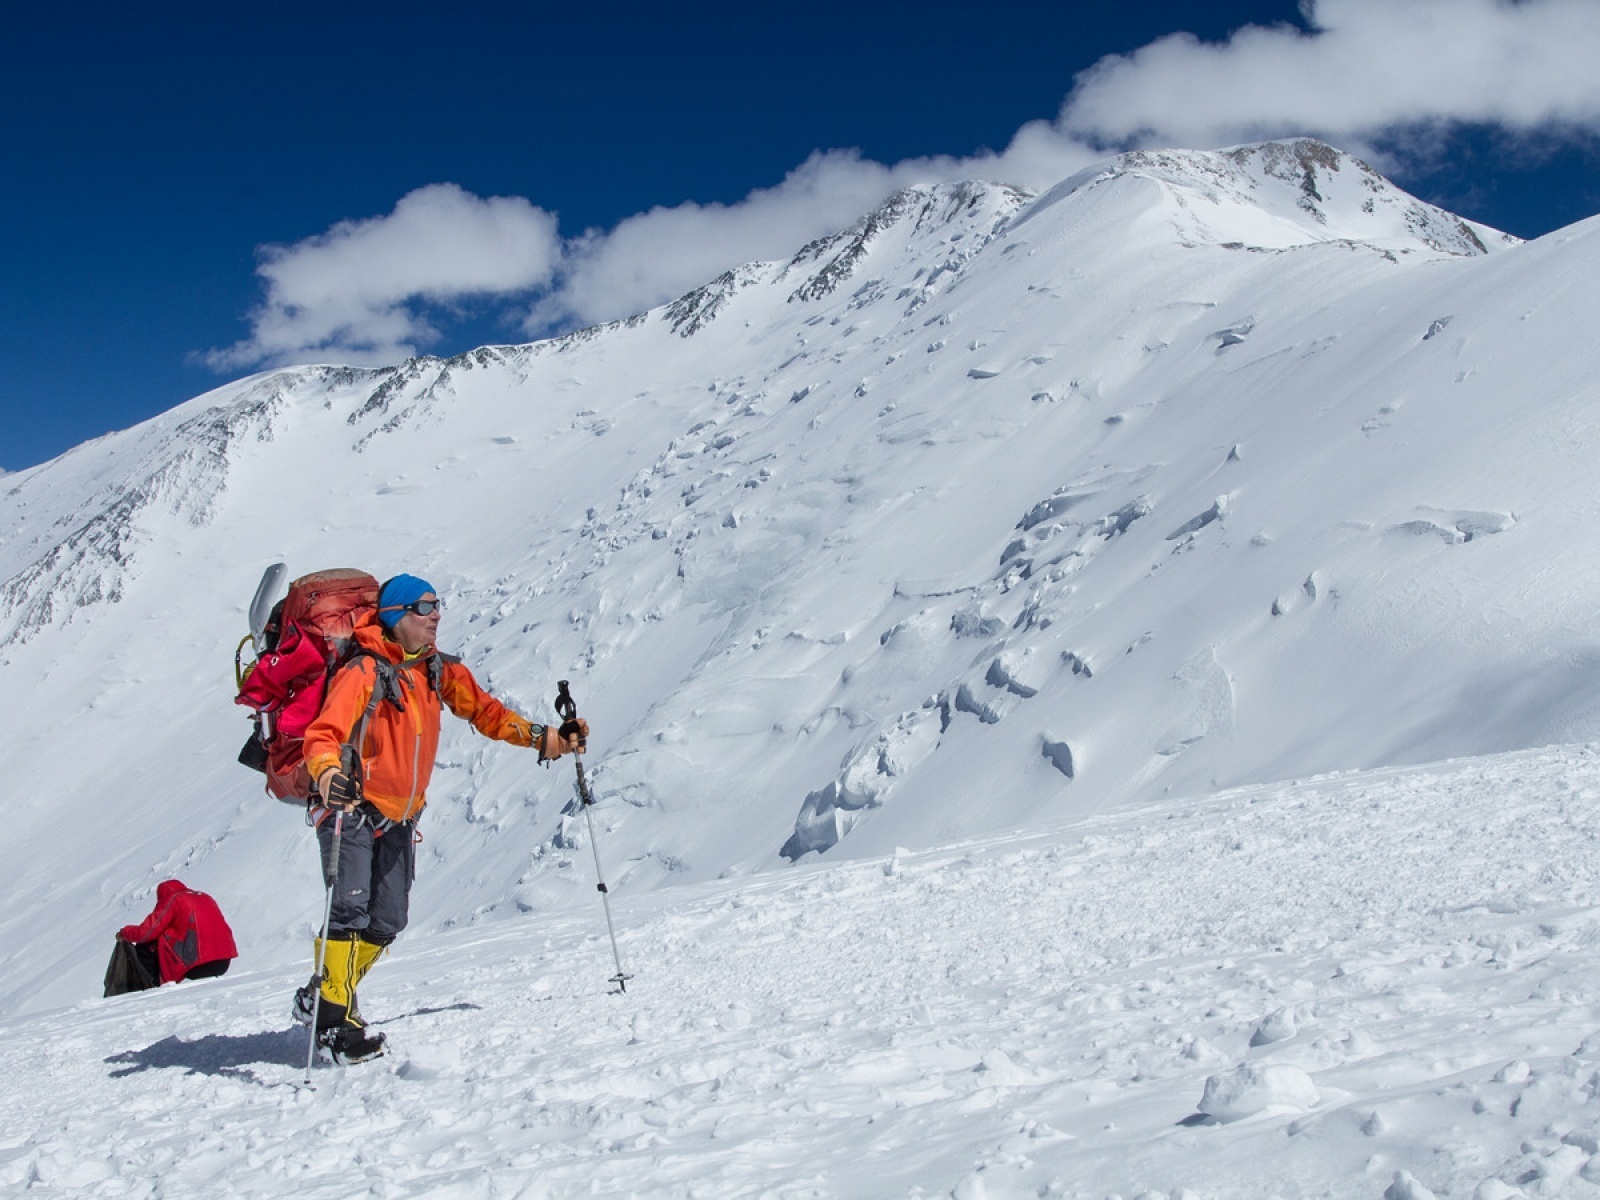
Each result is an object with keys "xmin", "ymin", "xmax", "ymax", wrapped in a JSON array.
[
  {"xmin": 528, "ymin": 144, "xmax": 1083, "ymax": 333},
  {"xmin": 208, "ymin": 0, "xmax": 1600, "ymax": 371},
  {"xmin": 1057, "ymin": 0, "xmax": 1600, "ymax": 151},
  {"xmin": 527, "ymin": 150, "xmax": 907, "ymax": 333},
  {"xmin": 205, "ymin": 184, "xmax": 561, "ymax": 370}
]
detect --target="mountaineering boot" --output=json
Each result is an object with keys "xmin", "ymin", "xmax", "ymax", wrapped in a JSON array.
[
  {"xmin": 292, "ymin": 978, "xmax": 316, "ymax": 1026},
  {"xmin": 317, "ymin": 1022, "xmax": 387, "ymax": 1065},
  {"xmin": 307, "ymin": 932, "xmax": 386, "ymax": 1062},
  {"xmin": 299, "ymin": 932, "xmax": 384, "ymax": 1026},
  {"xmin": 297, "ymin": 932, "xmax": 383, "ymax": 1025},
  {"xmin": 292, "ymin": 973, "xmax": 365, "ymax": 1027},
  {"xmin": 293, "ymin": 979, "xmax": 366, "ymax": 1027},
  {"xmin": 292, "ymin": 933, "xmax": 369, "ymax": 1028}
]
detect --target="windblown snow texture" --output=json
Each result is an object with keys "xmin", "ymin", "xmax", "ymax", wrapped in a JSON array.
[{"xmin": 4, "ymin": 747, "xmax": 1600, "ymax": 1197}]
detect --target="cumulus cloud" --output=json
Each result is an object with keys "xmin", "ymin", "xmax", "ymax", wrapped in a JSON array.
[
  {"xmin": 208, "ymin": 0, "xmax": 1600, "ymax": 371},
  {"xmin": 205, "ymin": 184, "xmax": 561, "ymax": 370},
  {"xmin": 527, "ymin": 150, "xmax": 908, "ymax": 333},
  {"xmin": 529, "ymin": 140, "xmax": 1095, "ymax": 333},
  {"xmin": 1058, "ymin": 0, "xmax": 1600, "ymax": 152}
]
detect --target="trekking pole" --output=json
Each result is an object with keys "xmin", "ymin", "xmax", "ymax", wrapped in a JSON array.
[
  {"xmin": 304, "ymin": 809, "xmax": 344, "ymax": 1084},
  {"xmin": 555, "ymin": 680, "xmax": 632, "ymax": 993}
]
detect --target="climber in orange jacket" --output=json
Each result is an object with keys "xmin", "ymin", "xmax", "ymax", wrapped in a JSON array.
[{"xmin": 293, "ymin": 573, "xmax": 587, "ymax": 1064}]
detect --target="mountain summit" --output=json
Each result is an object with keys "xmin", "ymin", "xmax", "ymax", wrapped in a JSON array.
[
  {"xmin": 0, "ymin": 139, "xmax": 1591, "ymax": 1015},
  {"xmin": 1024, "ymin": 138, "xmax": 1507, "ymax": 256}
]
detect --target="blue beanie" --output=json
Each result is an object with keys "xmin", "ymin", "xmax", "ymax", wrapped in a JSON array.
[{"xmin": 378, "ymin": 574, "xmax": 437, "ymax": 627}]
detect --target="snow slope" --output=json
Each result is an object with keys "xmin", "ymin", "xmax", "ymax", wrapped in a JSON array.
[
  {"xmin": 5, "ymin": 746, "xmax": 1600, "ymax": 1198},
  {"xmin": 1, "ymin": 136, "xmax": 1597, "ymax": 1042}
]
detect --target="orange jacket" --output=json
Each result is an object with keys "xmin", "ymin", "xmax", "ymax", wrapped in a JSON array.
[{"xmin": 303, "ymin": 621, "xmax": 534, "ymax": 822}]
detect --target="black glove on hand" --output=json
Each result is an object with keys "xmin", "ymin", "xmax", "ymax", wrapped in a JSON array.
[
  {"xmin": 318, "ymin": 769, "xmax": 362, "ymax": 811},
  {"xmin": 535, "ymin": 719, "xmax": 589, "ymax": 762}
]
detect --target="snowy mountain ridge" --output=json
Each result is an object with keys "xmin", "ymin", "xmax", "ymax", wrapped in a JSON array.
[
  {"xmin": 0, "ymin": 138, "xmax": 1595, "ymax": 1032},
  {"xmin": 1051, "ymin": 139, "xmax": 1511, "ymax": 256},
  {"xmin": 0, "ymin": 141, "xmax": 1496, "ymax": 648}
]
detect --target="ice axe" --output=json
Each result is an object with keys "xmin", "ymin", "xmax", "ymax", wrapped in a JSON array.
[{"xmin": 555, "ymin": 680, "xmax": 632, "ymax": 994}]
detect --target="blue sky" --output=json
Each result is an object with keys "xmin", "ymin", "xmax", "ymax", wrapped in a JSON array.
[{"xmin": 5, "ymin": 0, "xmax": 1600, "ymax": 472}]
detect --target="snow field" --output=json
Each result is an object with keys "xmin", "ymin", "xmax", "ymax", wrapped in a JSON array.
[{"xmin": 5, "ymin": 743, "xmax": 1600, "ymax": 1198}]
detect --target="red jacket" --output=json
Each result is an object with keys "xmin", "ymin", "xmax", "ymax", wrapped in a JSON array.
[
  {"xmin": 118, "ymin": 881, "xmax": 239, "ymax": 984},
  {"xmin": 302, "ymin": 622, "xmax": 533, "ymax": 823}
]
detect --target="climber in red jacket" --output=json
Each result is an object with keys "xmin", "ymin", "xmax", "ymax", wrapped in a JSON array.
[{"xmin": 111, "ymin": 880, "xmax": 238, "ymax": 992}]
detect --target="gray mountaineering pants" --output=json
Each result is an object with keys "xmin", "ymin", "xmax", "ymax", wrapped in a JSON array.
[{"xmin": 317, "ymin": 808, "xmax": 417, "ymax": 944}]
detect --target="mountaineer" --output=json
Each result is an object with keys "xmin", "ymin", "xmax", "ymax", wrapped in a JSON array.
[
  {"xmin": 107, "ymin": 880, "xmax": 238, "ymax": 996},
  {"xmin": 293, "ymin": 573, "xmax": 587, "ymax": 1064}
]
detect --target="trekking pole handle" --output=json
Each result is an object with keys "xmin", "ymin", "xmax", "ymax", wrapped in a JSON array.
[
  {"xmin": 555, "ymin": 680, "xmax": 597, "ymax": 809},
  {"xmin": 554, "ymin": 680, "xmax": 589, "ymax": 754}
]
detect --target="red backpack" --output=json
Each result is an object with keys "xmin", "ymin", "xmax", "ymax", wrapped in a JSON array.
[{"xmin": 234, "ymin": 568, "xmax": 381, "ymax": 802}]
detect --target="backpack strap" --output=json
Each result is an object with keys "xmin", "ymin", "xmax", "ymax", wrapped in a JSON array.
[
  {"xmin": 335, "ymin": 654, "xmax": 402, "ymax": 783},
  {"xmin": 429, "ymin": 652, "xmax": 459, "ymax": 695},
  {"xmin": 369, "ymin": 657, "xmax": 405, "ymax": 710},
  {"xmin": 334, "ymin": 651, "xmax": 450, "ymax": 780}
]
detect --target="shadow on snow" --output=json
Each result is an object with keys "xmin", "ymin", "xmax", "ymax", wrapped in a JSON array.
[{"xmin": 102, "ymin": 1002, "xmax": 483, "ymax": 1080}]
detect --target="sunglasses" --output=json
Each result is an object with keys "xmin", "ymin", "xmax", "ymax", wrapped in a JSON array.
[{"xmin": 382, "ymin": 598, "xmax": 443, "ymax": 617}]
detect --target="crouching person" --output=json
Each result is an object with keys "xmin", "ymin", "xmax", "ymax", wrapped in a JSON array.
[
  {"xmin": 106, "ymin": 880, "xmax": 238, "ymax": 996},
  {"xmin": 293, "ymin": 574, "xmax": 587, "ymax": 1064}
]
